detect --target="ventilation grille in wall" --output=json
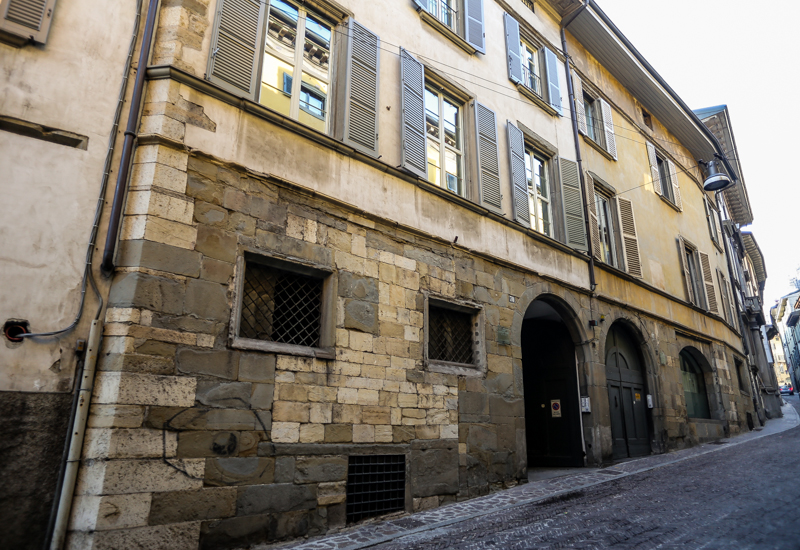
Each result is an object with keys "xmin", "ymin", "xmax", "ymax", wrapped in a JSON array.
[{"xmin": 346, "ymin": 455, "xmax": 406, "ymax": 523}]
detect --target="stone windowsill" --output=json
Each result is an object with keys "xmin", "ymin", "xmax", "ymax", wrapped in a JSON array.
[
  {"xmin": 427, "ymin": 359, "xmax": 483, "ymax": 378},
  {"xmin": 658, "ymin": 193, "xmax": 682, "ymax": 213},
  {"xmin": 581, "ymin": 133, "xmax": 616, "ymax": 161},
  {"xmin": 516, "ymin": 83, "xmax": 559, "ymax": 117},
  {"xmin": 230, "ymin": 336, "xmax": 335, "ymax": 360},
  {"xmin": 418, "ymin": 9, "xmax": 477, "ymax": 55}
]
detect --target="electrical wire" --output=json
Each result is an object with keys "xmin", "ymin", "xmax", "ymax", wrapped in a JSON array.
[{"xmin": 20, "ymin": 0, "xmax": 144, "ymax": 338}]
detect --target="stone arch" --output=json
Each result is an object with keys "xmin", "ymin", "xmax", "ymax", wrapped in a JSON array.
[{"xmin": 679, "ymin": 346, "xmax": 723, "ymax": 421}]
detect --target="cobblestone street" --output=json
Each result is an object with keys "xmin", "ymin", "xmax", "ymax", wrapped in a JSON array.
[{"xmin": 275, "ymin": 399, "xmax": 800, "ymax": 550}]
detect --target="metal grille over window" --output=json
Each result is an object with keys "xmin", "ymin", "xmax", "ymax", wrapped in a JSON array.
[
  {"xmin": 429, "ymin": 305, "xmax": 474, "ymax": 364},
  {"xmin": 239, "ymin": 262, "xmax": 322, "ymax": 346},
  {"xmin": 346, "ymin": 455, "xmax": 406, "ymax": 523}
]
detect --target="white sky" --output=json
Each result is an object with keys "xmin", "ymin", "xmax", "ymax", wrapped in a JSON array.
[{"xmin": 590, "ymin": 0, "xmax": 800, "ymax": 318}]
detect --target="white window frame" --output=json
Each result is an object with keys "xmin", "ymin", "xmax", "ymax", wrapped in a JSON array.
[
  {"xmin": 524, "ymin": 146, "xmax": 552, "ymax": 237},
  {"xmin": 594, "ymin": 191, "xmax": 618, "ymax": 268},
  {"xmin": 425, "ymin": 84, "xmax": 466, "ymax": 197}
]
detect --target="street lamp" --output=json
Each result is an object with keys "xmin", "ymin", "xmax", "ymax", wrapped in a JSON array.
[{"xmin": 703, "ymin": 158, "xmax": 734, "ymax": 192}]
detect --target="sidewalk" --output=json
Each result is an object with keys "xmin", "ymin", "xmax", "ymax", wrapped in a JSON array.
[{"xmin": 268, "ymin": 403, "xmax": 799, "ymax": 550}]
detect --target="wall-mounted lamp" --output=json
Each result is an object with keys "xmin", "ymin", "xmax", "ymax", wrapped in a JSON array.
[{"xmin": 702, "ymin": 159, "xmax": 734, "ymax": 192}]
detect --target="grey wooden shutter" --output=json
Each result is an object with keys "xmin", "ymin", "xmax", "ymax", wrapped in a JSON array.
[
  {"xmin": 599, "ymin": 99, "xmax": 617, "ymax": 159},
  {"xmin": 586, "ymin": 175, "xmax": 601, "ymax": 260},
  {"xmin": 1, "ymin": 0, "xmax": 56, "ymax": 45},
  {"xmin": 503, "ymin": 13, "xmax": 522, "ymax": 85},
  {"xmin": 667, "ymin": 159, "xmax": 682, "ymax": 210},
  {"xmin": 646, "ymin": 142, "xmax": 660, "ymax": 196},
  {"xmin": 677, "ymin": 237, "xmax": 695, "ymax": 305},
  {"xmin": 342, "ymin": 19, "xmax": 380, "ymax": 157},
  {"xmin": 717, "ymin": 270, "xmax": 731, "ymax": 322},
  {"xmin": 699, "ymin": 251, "xmax": 718, "ymax": 315},
  {"xmin": 543, "ymin": 47, "xmax": 562, "ymax": 115},
  {"xmin": 573, "ymin": 73, "xmax": 587, "ymax": 135},
  {"xmin": 400, "ymin": 47, "xmax": 427, "ymax": 179},
  {"xmin": 726, "ymin": 279, "xmax": 736, "ymax": 324},
  {"xmin": 507, "ymin": 121, "xmax": 529, "ymax": 226},
  {"xmin": 617, "ymin": 197, "xmax": 642, "ymax": 278},
  {"xmin": 208, "ymin": 0, "xmax": 266, "ymax": 99},
  {"xmin": 475, "ymin": 102, "xmax": 502, "ymax": 210},
  {"xmin": 559, "ymin": 158, "xmax": 587, "ymax": 251},
  {"xmin": 464, "ymin": 0, "xmax": 485, "ymax": 54}
]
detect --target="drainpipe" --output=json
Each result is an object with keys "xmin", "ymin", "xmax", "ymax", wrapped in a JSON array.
[
  {"xmin": 560, "ymin": 2, "xmax": 595, "ymax": 292},
  {"xmin": 100, "ymin": 0, "xmax": 161, "ymax": 276},
  {"xmin": 49, "ymin": 321, "xmax": 102, "ymax": 550}
]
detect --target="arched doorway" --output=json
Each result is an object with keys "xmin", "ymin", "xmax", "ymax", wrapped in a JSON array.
[
  {"xmin": 605, "ymin": 323, "xmax": 650, "ymax": 460},
  {"xmin": 680, "ymin": 348, "xmax": 712, "ymax": 419},
  {"xmin": 521, "ymin": 297, "xmax": 584, "ymax": 467}
]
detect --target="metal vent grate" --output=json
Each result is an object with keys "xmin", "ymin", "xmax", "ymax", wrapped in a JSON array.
[
  {"xmin": 239, "ymin": 261, "xmax": 322, "ymax": 347},
  {"xmin": 429, "ymin": 305, "xmax": 474, "ymax": 364},
  {"xmin": 346, "ymin": 455, "xmax": 406, "ymax": 523}
]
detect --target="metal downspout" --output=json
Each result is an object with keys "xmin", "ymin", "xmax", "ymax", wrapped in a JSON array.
[
  {"xmin": 561, "ymin": 2, "xmax": 595, "ymax": 291},
  {"xmin": 100, "ymin": 0, "xmax": 161, "ymax": 276}
]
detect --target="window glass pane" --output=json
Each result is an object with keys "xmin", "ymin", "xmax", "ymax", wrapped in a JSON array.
[
  {"xmin": 444, "ymin": 149, "xmax": 461, "ymax": 194},
  {"xmin": 538, "ymin": 197, "xmax": 550, "ymax": 236},
  {"xmin": 427, "ymin": 140, "xmax": 441, "ymax": 187},
  {"xmin": 585, "ymin": 97, "xmax": 595, "ymax": 141},
  {"xmin": 425, "ymin": 89, "xmax": 440, "ymax": 139},
  {"xmin": 533, "ymin": 155, "xmax": 548, "ymax": 199},
  {"xmin": 298, "ymin": 72, "xmax": 327, "ymax": 131},
  {"xmin": 267, "ymin": 0, "xmax": 299, "ymax": 54},
  {"xmin": 443, "ymin": 98, "xmax": 460, "ymax": 150},
  {"xmin": 303, "ymin": 13, "xmax": 331, "ymax": 73},
  {"xmin": 657, "ymin": 158, "xmax": 672, "ymax": 199},
  {"xmin": 260, "ymin": 53, "xmax": 293, "ymax": 116}
]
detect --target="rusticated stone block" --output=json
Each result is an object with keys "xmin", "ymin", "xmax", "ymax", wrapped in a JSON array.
[
  {"xmin": 177, "ymin": 431, "xmax": 258, "ymax": 458},
  {"xmin": 88, "ymin": 522, "xmax": 201, "ymax": 550},
  {"xmin": 338, "ymin": 272, "xmax": 379, "ymax": 302},
  {"xmin": 177, "ymin": 349, "xmax": 239, "ymax": 380},
  {"xmin": 205, "ymin": 457, "xmax": 275, "ymax": 486},
  {"xmin": 411, "ymin": 439, "xmax": 458, "ymax": 498},
  {"xmin": 236, "ymin": 483, "xmax": 317, "ymax": 516},
  {"xmin": 196, "ymin": 225, "xmax": 237, "ymax": 263},
  {"xmin": 344, "ymin": 299, "xmax": 378, "ymax": 333},
  {"xmin": 108, "ymin": 272, "xmax": 185, "ymax": 315},
  {"xmin": 294, "ymin": 456, "xmax": 347, "ymax": 483},
  {"xmin": 117, "ymin": 239, "xmax": 202, "ymax": 277},
  {"xmin": 196, "ymin": 381, "xmax": 251, "ymax": 409},
  {"xmin": 324, "ymin": 424, "xmax": 352, "ymax": 443},
  {"xmin": 238, "ymin": 353, "xmax": 276, "ymax": 383},
  {"xmin": 184, "ymin": 279, "xmax": 229, "ymax": 320},
  {"xmin": 149, "ymin": 487, "xmax": 237, "ymax": 525}
]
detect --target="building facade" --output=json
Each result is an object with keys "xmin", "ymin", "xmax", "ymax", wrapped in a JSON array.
[
  {"xmin": 0, "ymin": 0, "xmax": 766, "ymax": 548},
  {"xmin": 772, "ymin": 291, "xmax": 800, "ymax": 393}
]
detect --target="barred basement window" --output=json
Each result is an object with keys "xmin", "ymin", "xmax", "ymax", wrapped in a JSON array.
[
  {"xmin": 425, "ymin": 296, "xmax": 485, "ymax": 377},
  {"xmin": 346, "ymin": 455, "xmax": 406, "ymax": 523},
  {"xmin": 231, "ymin": 252, "xmax": 336, "ymax": 357}
]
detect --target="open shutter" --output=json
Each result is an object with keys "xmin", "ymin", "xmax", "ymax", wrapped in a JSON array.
[
  {"xmin": 0, "ymin": 0, "xmax": 57, "ymax": 45},
  {"xmin": 559, "ymin": 158, "xmax": 587, "ymax": 251},
  {"xmin": 464, "ymin": 0, "xmax": 485, "ymax": 54},
  {"xmin": 677, "ymin": 237, "xmax": 695, "ymax": 305},
  {"xmin": 573, "ymin": 73, "xmax": 587, "ymax": 135},
  {"xmin": 507, "ymin": 121, "xmax": 529, "ymax": 226},
  {"xmin": 503, "ymin": 13, "xmax": 523, "ymax": 84},
  {"xmin": 617, "ymin": 197, "xmax": 642, "ymax": 278},
  {"xmin": 646, "ymin": 142, "xmax": 661, "ymax": 196},
  {"xmin": 668, "ymin": 159, "xmax": 682, "ymax": 210},
  {"xmin": 474, "ymin": 102, "xmax": 502, "ymax": 210},
  {"xmin": 543, "ymin": 47, "xmax": 562, "ymax": 115},
  {"xmin": 586, "ymin": 175, "xmax": 601, "ymax": 260},
  {"xmin": 699, "ymin": 251, "xmax": 719, "ymax": 315},
  {"xmin": 207, "ymin": 0, "xmax": 266, "ymax": 99},
  {"xmin": 717, "ymin": 270, "xmax": 731, "ymax": 322},
  {"xmin": 726, "ymin": 279, "xmax": 736, "ymax": 324},
  {"xmin": 600, "ymin": 99, "xmax": 617, "ymax": 160},
  {"xmin": 400, "ymin": 48, "xmax": 427, "ymax": 179},
  {"xmin": 341, "ymin": 19, "xmax": 380, "ymax": 157}
]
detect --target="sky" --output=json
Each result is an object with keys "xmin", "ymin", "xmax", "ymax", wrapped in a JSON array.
[{"xmin": 590, "ymin": 0, "xmax": 800, "ymax": 318}]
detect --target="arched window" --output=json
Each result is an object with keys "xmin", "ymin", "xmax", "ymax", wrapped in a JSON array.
[{"xmin": 680, "ymin": 351, "xmax": 711, "ymax": 419}]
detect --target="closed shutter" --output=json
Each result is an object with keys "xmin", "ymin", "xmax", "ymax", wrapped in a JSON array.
[
  {"xmin": 341, "ymin": 19, "xmax": 380, "ymax": 157},
  {"xmin": 726, "ymin": 279, "xmax": 736, "ymax": 324},
  {"xmin": 543, "ymin": 47, "xmax": 562, "ymax": 115},
  {"xmin": 503, "ymin": 13, "xmax": 523, "ymax": 85},
  {"xmin": 699, "ymin": 251, "xmax": 719, "ymax": 315},
  {"xmin": 559, "ymin": 158, "xmax": 587, "ymax": 251},
  {"xmin": 506, "ymin": 121, "xmax": 529, "ymax": 226},
  {"xmin": 717, "ymin": 270, "xmax": 731, "ymax": 322},
  {"xmin": 1, "ymin": 0, "xmax": 57, "ymax": 45},
  {"xmin": 668, "ymin": 159, "xmax": 682, "ymax": 210},
  {"xmin": 617, "ymin": 197, "xmax": 642, "ymax": 278},
  {"xmin": 646, "ymin": 142, "xmax": 661, "ymax": 196},
  {"xmin": 464, "ymin": 0, "xmax": 485, "ymax": 54},
  {"xmin": 677, "ymin": 237, "xmax": 695, "ymax": 305},
  {"xmin": 400, "ymin": 47, "xmax": 427, "ymax": 179},
  {"xmin": 600, "ymin": 99, "xmax": 617, "ymax": 160},
  {"xmin": 475, "ymin": 102, "xmax": 502, "ymax": 210},
  {"xmin": 207, "ymin": 0, "xmax": 266, "ymax": 99},
  {"xmin": 586, "ymin": 175, "xmax": 601, "ymax": 260},
  {"xmin": 573, "ymin": 73, "xmax": 587, "ymax": 135}
]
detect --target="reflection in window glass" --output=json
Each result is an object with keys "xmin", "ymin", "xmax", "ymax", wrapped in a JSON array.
[
  {"xmin": 525, "ymin": 149, "xmax": 551, "ymax": 236},
  {"xmin": 425, "ymin": 86, "xmax": 463, "ymax": 196},
  {"xmin": 520, "ymin": 41, "xmax": 542, "ymax": 97}
]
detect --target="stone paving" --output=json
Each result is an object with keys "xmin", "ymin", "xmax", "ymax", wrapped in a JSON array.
[{"xmin": 260, "ymin": 400, "xmax": 800, "ymax": 550}]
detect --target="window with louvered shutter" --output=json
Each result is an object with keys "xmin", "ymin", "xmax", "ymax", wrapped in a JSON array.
[
  {"xmin": 400, "ymin": 48, "xmax": 427, "ymax": 179},
  {"xmin": 464, "ymin": 0, "xmax": 485, "ymax": 53},
  {"xmin": 699, "ymin": 251, "xmax": 719, "ymax": 315},
  {"xmin": 503, "ymin": 13, "xmax": 522, "ymax": 85},
  {"xmin": 341, "ymin": 19, "xmax": 380, "ymax": 157},
  {"xmin": 208, "ymin": 0, "xmax": 266, "ymax": 99},
  {"xmin": 585, "ymin": 175, "xmax": 601, "ymax": 260},
  {"xmin": 616, "ymin": 197, "xmax": 642, "ymax": 278},
  {"xmin": 559, "ymin": 157, "xmax": 587, "ymax": 252},
  {"xmin": 543, "ymin": 47, "xmax": 562, "ymax": 115},
  {"xmin": 717, "ymin": 269, "xmax": 732, "ymax": 322},
  {"xmin": 475, "ymin": 102, "xmax": 501, "ymax": 211},
  {"xmin": 667, "ymin": 159, "xmax": 682, "ymax": 210},
  {"xmin": 573, "ymin": 73, "xmax": 587, "ymax": 135},
  {"xmin": 646, "ymin": 141, "xmax": 661, "ymax": 197},
  {"xmin": 506, "ymin": 121, "xmax": 528, "ymax": 225},
  {"xmin": 0, "ymin": 0, "xmax": 56, "ymax": 46},
  {"xmin": 600, "ymin": 99, "xmax": 617, "ymax": 160}
]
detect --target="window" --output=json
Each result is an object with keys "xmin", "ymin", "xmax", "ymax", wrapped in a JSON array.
[
  {"xmin": 678, "ymin": 238, "xmax": 706, "ymax": 309},
  {"xmin": 641, "ymin": 108, "xmax": 653, "ymax": 130},
  {"xmin": 594, "ymin": 193, "xmax": 617, "ymax": 267},
  {"xmin": 414, "ymin": 0, "xmax": 485, "ymax": 54},
  {"xmin": 525, "ymin": 148, "xmax": 552, "ymax": 236},
  {"xmin": 425, "ymin": 86, "xmax": 464, "ymax": 196},
  {"xmin": 520, "ymin": 40, "xmax": 543, "ymax": 99},
  {"xmin": 583, "ymin": 94, "xmax": 605, "ymax": 148},
  {"xmin": 260, "ymin": 0, "xmax": 333, "ymax": 132},
  {"xmin": 346, "ymin": 455, "xmax": 406, "ymax": 523},
  {"xmin": 646, "ymin": 142, "xmax": 682, "ymax": 210},
  {"xmin": 231, "ymin": 253, "xmax": 335, "ymax": 357},
  {"xmin": 656, "ymin": 156, "xmax": 673, "ymax": 202},
  {"xmin": 680, "ymin": 351, "xmax": 711, "ymax": 419},
  {"xmin": 574, "ymin": 81, "xmax": 617, "ymax": 159},
  {"xmin": 0, "ymin": 0, "xmax": 57, "ymax": 47},
  {"xmin": 734, "ymin": 358, "xmax": 747, "ymax": 394},
  {"xmin": 425, "ymin": 296, "xmax": 485, "ymax": 377},
  {"xmin": 705, "ymin": 196, "xmax": 721, "ymax": 247}
]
